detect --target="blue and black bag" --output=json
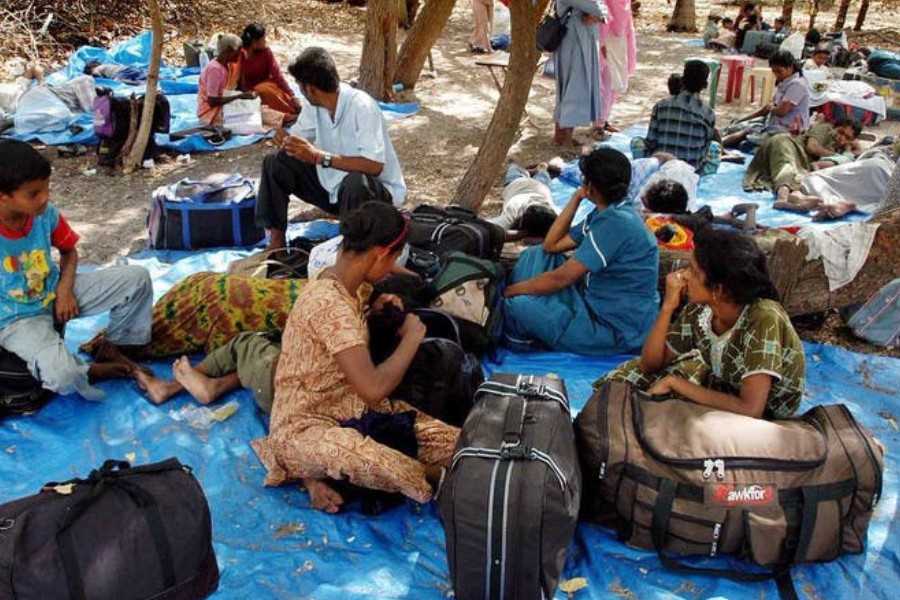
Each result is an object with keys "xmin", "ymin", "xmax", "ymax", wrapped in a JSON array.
[{"xmin": 147, "ymin": 173, "xmax": 265, "ymax": 250}]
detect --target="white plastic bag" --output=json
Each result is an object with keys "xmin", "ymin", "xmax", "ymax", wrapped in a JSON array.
[
  {"xmin": 780, "ymin": 33, "xmax": 805, "ymax": 60},
  {"xmin": 223, "ymin": 96, "xmax": 264, "ymax": 135},
  {"xmin": 13, "ymin": 85, "xmax": 73, "ymax": 134}
]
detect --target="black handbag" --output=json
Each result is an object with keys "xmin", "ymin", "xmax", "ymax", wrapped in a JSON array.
[{"xmin": 536, "ymin": 3, "xmax": 573, "ymax": 53}]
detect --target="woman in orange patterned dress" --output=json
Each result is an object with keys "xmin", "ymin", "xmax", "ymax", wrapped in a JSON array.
[{"xmin": 252, "ymin": 202, "xmax": 459, "ymax": 513}]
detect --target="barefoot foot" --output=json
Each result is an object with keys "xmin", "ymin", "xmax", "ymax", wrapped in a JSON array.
[
  {"xmin": 172, "ymin": 356, "xmax": 218, "ymax": 405},
  {"xmin": 303, "ymin": 479, "xmax": 344, "ymax": 514},
  {"xmin": 135, "ymin": 370, "xmax": 183, "ymax": 405},
  {"xmin": 88, "ymin": 361, "xmax": 134, "ymax": 383}
]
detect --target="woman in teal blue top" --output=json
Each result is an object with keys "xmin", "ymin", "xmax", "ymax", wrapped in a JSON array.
[{"xmin": 503, "ymin": 147, "xmax": 659, "ymax": 355}]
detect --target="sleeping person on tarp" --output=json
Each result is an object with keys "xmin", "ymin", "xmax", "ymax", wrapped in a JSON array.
[
  {"xmin": 502, "ymin": 147, "xmax": 660, "ymax": 356},
  {"xmin": 598, "ymin": 228, "xmax": 806, "ymax": 419},
  {"xmin": 486, "ymin": 160, "xmax": 561, "ymax": 241}
]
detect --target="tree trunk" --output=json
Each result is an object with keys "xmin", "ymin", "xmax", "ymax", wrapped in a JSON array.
[
  {"xmin": 121, "ymin": 0, "xmax": 163, "ymax": 173},
  {"xmin": 358, "ymin": 0, "xmax": 401, "ymax": 101},
  {"xmin": 854, "ymin": 0, "xmax": 870, "ymax": 31},
  {"xmin": 669, "ymin": 0, "xmax": 697, "ymax": 33},
  {"xmin": 808, "ymin": 0, "xmax": 820, "ymax": 31},
  {"xmin": 395, "ymin": 0, "xmax": 457, "ymax": 89},
  {"xmin": 834, "ymin": 0, "xmax": 852, "ymax": 30},
  {"xmin": 453, "ymin": 0, "xmax": 550, "ymax": 210},
  {"xmin": 782, "ymin": 0, "xmax": 795, "ymax": 28}
]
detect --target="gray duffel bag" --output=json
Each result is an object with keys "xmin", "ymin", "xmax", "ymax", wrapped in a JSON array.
[{"xmin": 438, "ymin": 373, "xmax": 582, "ymax": 600}]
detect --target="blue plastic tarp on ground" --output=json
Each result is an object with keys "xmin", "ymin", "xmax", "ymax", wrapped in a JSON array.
[
  {"xmin": 4, "ymin": 32, "xmax": 420, "ymax": 151},
  {"xmin": 553, "ymin": 125, "xmax": 870, "ymax": 229},
  {"xmin": 1, "ymin": 248, "xmax": 898, "ymax": 599}
]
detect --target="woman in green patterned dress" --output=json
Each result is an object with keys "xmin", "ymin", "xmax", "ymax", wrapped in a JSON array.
[{"xmin": 600, "ymin": 228, "xmax": 805, "ymax": 419}]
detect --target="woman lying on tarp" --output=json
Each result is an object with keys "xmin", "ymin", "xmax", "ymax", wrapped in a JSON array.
[
  {"xmin": 599, "ymin": 228, "xmax": 806, "ymax": 419},
  {"xmin": 502, "ymin": 147, "xmax": 660, "ymax": 355}
]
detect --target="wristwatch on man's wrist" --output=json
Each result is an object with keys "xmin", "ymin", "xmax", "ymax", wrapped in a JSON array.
[{"xmin": 321, "ymin": 152, "xmax": 333, "ymax": 168}]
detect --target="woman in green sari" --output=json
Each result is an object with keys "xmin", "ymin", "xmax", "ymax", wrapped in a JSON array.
[
  {"xmin": 598, "ymin": 228, "xmax": 805, "ymax": 419},
  {"xmin": 743, "ymin": 117, "xmax": 862, "ymax": 206}
]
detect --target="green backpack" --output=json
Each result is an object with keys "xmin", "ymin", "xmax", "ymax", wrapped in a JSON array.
[{"xmin": 429, "ymin": 252, "xmax": 505, "ymax": 356}]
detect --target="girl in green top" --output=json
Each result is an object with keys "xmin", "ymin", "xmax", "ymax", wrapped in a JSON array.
[{"xmin": 599, "ymin": 228, "xmax": 805, "ymax": 419}]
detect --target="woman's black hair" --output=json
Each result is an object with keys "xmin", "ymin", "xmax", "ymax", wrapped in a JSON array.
[
  {"xmin": 241, "ymin": 22, "xmax": 266, "ymax": 49},
  {"xmin": 769, "ymin": 50, "xmax": 799, "ymax": 73},
  {"xmin": 693, "ymin": 228, "xmax": 779, "ymax": 305},
  {"xmin": 579, "ymin": 147, "xmax": 632, "ymax": 204},
  {"xmin": 340, "ymin": 201, "xmax": 407, "ymax": 253},
  {"xmin": 643, "ymin": 180, "xmax": 689, "ymax": 214},
  {"xmin": 0, "ymin": 139, "xmax": 51, "ymax": 194}
]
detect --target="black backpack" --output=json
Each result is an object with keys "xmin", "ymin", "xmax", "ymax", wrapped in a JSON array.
[
  {"xmin": 407, "ymin": 205, "xmax": 506, "ymax": 261},
  {"xmin": 94, "ymin": 88, "xmax": 171, "ymax": 167},
  {"xmin": 0, "ymin": 348, "xmax": 52, "ymax": 419},
  {"xmin": 368, "ymin": 306, "xmax": 484, "ymax": 427}
]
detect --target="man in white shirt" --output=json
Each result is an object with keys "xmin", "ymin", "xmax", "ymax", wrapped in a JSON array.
[{"xmin": 256, "ymin": 47, "xmax": 406, "ymax": 250}]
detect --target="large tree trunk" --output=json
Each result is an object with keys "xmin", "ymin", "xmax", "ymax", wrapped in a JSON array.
[
  {"xmin": 395, "ymin": 0, "xmax": 457, "ymax": 90},
  {"xmin": 121, "ymin": 0, "xmax": 162, "ymax": 173},
  {"xmin": 782, "ymin": 0, "xmax": 795, "ymax": 28},
  {"xmin": 358, "ymin": 0, "xmax": 401, "ymax": 101},
  {"xmin": 668, "ymin": 0, "xmax": 697, "ymax": 32},
  {"xmin": 854, "ymin": 0, "xmax": 871, "ymax": 31},
  {"xmin": 834, "ymin": 0, "xmax": 852, "ymax": 30},
  {"xmin": 808, "ymin": 0, "xmax": 820, "ymax": 31},
  {"xmin": 453, "ymin": 0, "xmax": 550, "ymax": 210}
]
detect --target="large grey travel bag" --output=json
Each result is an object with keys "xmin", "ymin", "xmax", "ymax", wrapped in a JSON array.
[{"xmin": 438, "ymin": 373, "xmax": 581, "ymax": 600}]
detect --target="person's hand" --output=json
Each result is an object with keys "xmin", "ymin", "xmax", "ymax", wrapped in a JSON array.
[
  {"xmin": 292, "ymin": 96, "xmax": 303, "ymax": 111},
  {"xmin": 662, "ymin": 268, "xmax": 688, "ymax": 311},
  {"xmin": 582, "ymin": 14, "xmax": 602, "ymax": 25},
  {"xmin": 601, "ymin": 45, "xmax": 608, "ymax": 58},
  {"xmin": 571, "ymin": 186, "xmax": 589, "ymax": 204},
  {"xmin": 372, "ymin": 294, "xmax": 404, "ymax": 313},
  {"xmin": 647, "ymin": 375, "xmax": 678, "ymax": 396},
  {"xmin": 281, "ymin": 136, "xmax": 320, "ymax": 163},
  {"xmin": 54, "ymin": 290, "xmax": 79, "ymax": 324},
  {"xmin": 398, "ymin": 313, "xmax": 426, "ymax": 343}
]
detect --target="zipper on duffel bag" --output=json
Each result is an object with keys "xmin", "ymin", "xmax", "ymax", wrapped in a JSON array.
[
  {"xmin": 837, "ymin": 404, "xmax": 883, "ymax": 508},
  {"xmin": 631, "ymin": 396, "xmax": 826, "ymax": 478},
  {"xmin": 451, "ymin": 447, "xmax": 568, "ymax": 491}
]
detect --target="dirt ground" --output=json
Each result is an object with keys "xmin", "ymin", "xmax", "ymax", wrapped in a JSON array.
[{"xmin": 6, "ymin": 0, "xmax": 900, "ymax": 355}]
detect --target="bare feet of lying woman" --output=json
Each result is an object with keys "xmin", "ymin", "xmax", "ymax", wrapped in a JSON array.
[
  {"xmin": 774, "ymin": 191, "xmax": 823, "ymax": 214},
  {"xmin": 303, "ymin": 478, "xmax": 345, "ymax": 513},
  {"xmin": 87, "ymin": 362, "xmax": 134, "ymax": 383},
  {"xmin": 812, "ymin": 201, "xmax": 857, "ymax": 221},
  {"xmin": 172, "ymin": 356, "xmax": 218, "ymax": 405}
]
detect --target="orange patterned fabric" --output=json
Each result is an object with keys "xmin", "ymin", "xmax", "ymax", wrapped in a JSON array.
[
  {"xmin": 81, "ymin": 272, "xmax": 303, "ymax": 359},
  {"xmin": 251, "ymin": 277, "xmax": 459, "ymax": 504}
]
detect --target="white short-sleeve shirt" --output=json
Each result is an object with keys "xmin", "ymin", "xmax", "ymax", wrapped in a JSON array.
[{"xmin": 292, "ymin": 83, "xmax": 406, "ymax": 206}]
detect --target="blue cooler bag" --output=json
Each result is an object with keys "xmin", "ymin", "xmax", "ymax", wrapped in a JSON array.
[{"xmin": 148, "ymin": 173, "xmax": 264, "ymax": 250}]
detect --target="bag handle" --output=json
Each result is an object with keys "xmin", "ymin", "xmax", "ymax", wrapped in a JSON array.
[
  {"xmin": 412, "ymin": 308, "xmax": 465, "ymax": 348},
  {"xmin": 650, "ymin": 478, "xmax": 799, "ymax": 600},
  {"xmin": 501, "ymin": 396, "xmax": 528, "ymax": 455},
  {"xmin": 55, "ymin": 459, "xmax": 181, "ymax": 600}
]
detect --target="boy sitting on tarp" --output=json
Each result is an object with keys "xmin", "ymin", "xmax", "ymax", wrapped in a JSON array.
[{"xmin": 0, "ymin": 139, "xmax": 153, "ymax": 399}]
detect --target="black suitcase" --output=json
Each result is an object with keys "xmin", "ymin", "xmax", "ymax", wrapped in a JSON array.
[
  {"xmin": 407, "ymin": 204, "xmax": 505, "ymax": 261},
  {"xmin": 0, "ymin": 458, "xmax": 219, "ymax": 600},
  {"xmin": 438, "ymin": 373, "xmax": 581, "ymax": 600}
]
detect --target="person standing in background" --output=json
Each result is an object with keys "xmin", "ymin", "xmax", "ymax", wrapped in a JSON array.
[{"xmin": 469, "ymin": 0, "xmax": 494, "ymax": 54}]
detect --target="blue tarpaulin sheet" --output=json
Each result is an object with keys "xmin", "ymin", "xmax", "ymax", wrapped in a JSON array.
[
  {"xmin": 1, "ymin": 246, "xmax": 898, "ymax": 599},
  {"xmin": 554, "ymin": 125, "xmax": 871, "ymax": 229},
  {"xmin": 3, "ymin": 32, "xmax": 420, "ymax": 151}
]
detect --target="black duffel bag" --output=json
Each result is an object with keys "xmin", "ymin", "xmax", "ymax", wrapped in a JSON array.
[
  {"xmin": 407, "ymin": 204, "xmax": 505, "ymax": 262},
  {"xmin": 0, "ymin": 458, "xmax": 219, "ymax": 600}
]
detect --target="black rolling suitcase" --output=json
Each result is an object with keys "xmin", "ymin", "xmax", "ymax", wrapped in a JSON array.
[{"xmin": 438, "ymin": 373, "xmax": 581, "ymax": 600}]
